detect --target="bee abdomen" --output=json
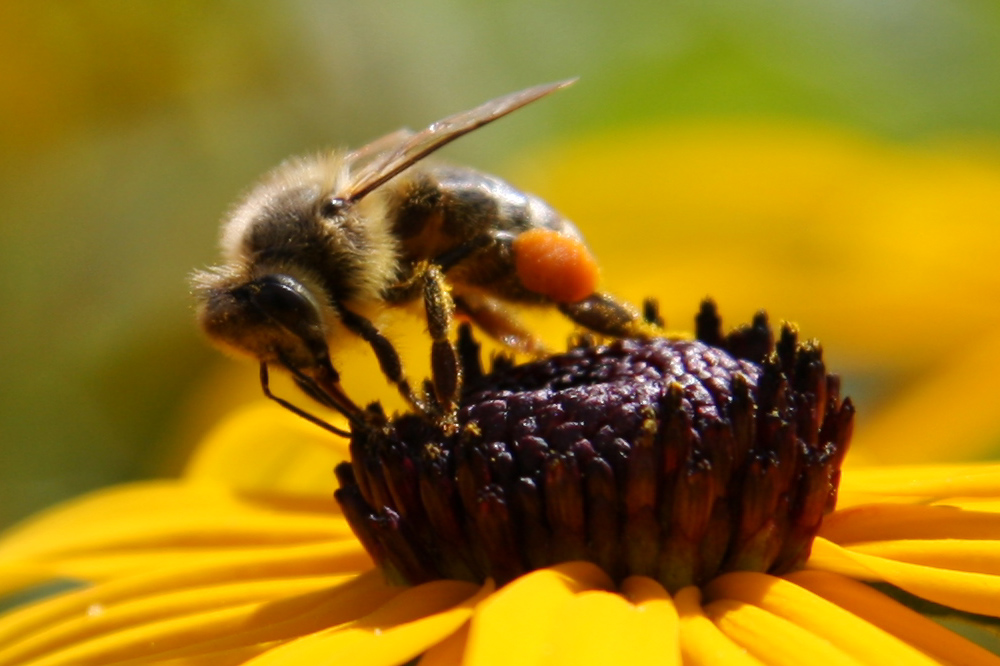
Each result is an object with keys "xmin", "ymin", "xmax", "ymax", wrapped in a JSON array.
[{"xmin": 391, "ymin": 165, "xmax": 593, "ymax": 303}]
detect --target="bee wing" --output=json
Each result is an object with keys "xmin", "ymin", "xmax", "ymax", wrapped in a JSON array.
[
  {"xmin": 346, "ymin": 127, "xmax": 415, "ymax": 168},
  {"xmin": 341, "ymin": 78, "xmax": 576, "ymax": 203}
]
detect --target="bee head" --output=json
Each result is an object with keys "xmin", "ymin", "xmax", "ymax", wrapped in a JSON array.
[{"xmin": 195, "ymin": 272, "xmax": 333, "ymax": 373}]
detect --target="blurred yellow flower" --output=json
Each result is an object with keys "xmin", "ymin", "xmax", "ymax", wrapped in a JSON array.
[{"xmin": 3, "ymin": 122, "xmax": 1000, "ymax": 665}]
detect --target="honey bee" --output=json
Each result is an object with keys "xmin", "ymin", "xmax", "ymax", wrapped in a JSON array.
[{"xmin": 193, "ymin": 80, "xmax": 648, "ymax": 434}]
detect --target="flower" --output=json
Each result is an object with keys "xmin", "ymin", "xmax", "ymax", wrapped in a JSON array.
[
  {"xmin": 5, "ymin": 122, "xmax": 1000, "ymax": 665},
  {"xmin": 337, "ymin": 309, "xmax": 852, "ymax": 592},
  {"xmin": 2, "ymin": 305, "xmax": 1000, "ymax": 666}
]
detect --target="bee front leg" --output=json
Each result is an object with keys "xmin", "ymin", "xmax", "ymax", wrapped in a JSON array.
[
  {"xmin": 421, "ymin": 264, "xmax": 462, "ymax": 422},
  {"xmin": 336, "ymin": 306, "xmax": 428, "ymax": 415}
]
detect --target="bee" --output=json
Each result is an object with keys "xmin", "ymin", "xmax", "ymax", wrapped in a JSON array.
[{"xmin": 193, "ymin": 80, "xmax": 649, "ymax": 434}]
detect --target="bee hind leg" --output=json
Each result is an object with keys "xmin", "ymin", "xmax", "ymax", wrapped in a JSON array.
[
  {"xmin": 558, "ymin": 292, "xmax": 656, "ymax": 339},
  {"xmin": 453, "ymin": 293, "xmax": 549, "ymax": 357}
]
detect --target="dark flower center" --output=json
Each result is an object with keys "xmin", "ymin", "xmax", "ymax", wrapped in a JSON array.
[{"xmin": 335, "ymin": 301, "xmax": 854, "ymax": 592}]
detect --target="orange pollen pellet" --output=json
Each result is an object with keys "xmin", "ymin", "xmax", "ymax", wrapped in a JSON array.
[{"xmin": 511, "ymin": 228, "xmax": 600, "ymax": 304}]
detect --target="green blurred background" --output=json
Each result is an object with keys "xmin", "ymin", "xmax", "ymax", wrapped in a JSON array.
[{"xmin": 3, "ymin": 0, "xmax": 1000, "ymax": 530}]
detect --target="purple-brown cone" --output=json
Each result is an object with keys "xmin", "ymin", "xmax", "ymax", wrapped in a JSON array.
[{"xmin": 334, "ymin": 300, "xmax": 854, "ymax": 592}]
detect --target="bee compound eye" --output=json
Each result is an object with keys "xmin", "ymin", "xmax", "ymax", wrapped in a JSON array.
[
  {"xmin": 249, "ymin": 276, "xmax": 322, "ymax": 328},
  {"xmin": 319, "ymin": 197, "xmax": 346, "ymax": 219}
]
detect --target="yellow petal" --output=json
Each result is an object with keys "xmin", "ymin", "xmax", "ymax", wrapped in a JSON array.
[
  {"xmin": 838, "ymin": 463, "xmax": 1000, "ymax": 499},
  {"xmin": 549, "ymin": 582, "xmax": 681, "ymax": 666},
  {"xmin": 0, "ymin": 563, "xmax": 59, "ymax": 599},
  {"xmin": 16, "ymin": 602, "xmax": 280, "ymax": 666},
  {"xmin": 113, "ymin": 571, "xmax": 397, "ymax": 663},
  {"xmin": 26, "ymin": 544, "xmax": 356, "ymax": 583},
  {"xmin": 808, "ymin": 537, "xmax": 1000, "ymax": 617},
  {"xmin": 185, "ymin": 401, "xmax": 350, "ymax": 496},
  {"xmin": 620, "ymin": 576, "xmax": 680, "ymax": 625},
  {"xmin": 146, "ymin": 642, "xmax": 277, "ymax": 666},
  {"xmin": 0, "ymin": 542, "xmax": 369, "ymax": 647},
  {"xmin": 820, "ymin": 503, "xmax": 1000, "ymax": 545},
  {"xmin": 0, "ymin": 482, "xmax": 352, "ymax": 564},
  {"xmin": 464, "ymin": 562, "xmax": 613, "ymax": 666},
  {"xmin": 704, "ymin": 598, "xmax": 863, "ymax": 666},
  {"xmin": 243, "ymin": 579, "xmax": 490, "ymax": 666},
  {"xmin": 674, "ymin": 587, "xmax": 764, "ymax": 666},
  {"xmin": 0, "ymin": 575, "xmax": 353, "ymax": 666},
  {"xmin": 620, "ymin": 576, "xmax": 682, "ymax": 663},
  {"xmin": 417, "ymin": 621, "xmax": 469, "ymax": 666},
  {"xmin": 0, "ymin": 482, "xmax": 207, "ymax": 558},
  {"xmin": 787, "ymin": 569, "xmax": 1000, "ymax": 666},
  {"xmin": 705, "ymin": 571, "xmax": 939, "ymax": 666},
  {"xmin": 939, "ymin": 499, "xmax": 1000, "ymax": 512},
  {"xmin": 845, "ymin": 539, "xmax": 1000, "ymax": 575},
  {"xmin": 39, "ymin": 533, "xmax": 367, "ymax": 586}
]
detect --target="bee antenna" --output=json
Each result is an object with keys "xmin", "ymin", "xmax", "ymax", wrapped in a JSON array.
[{"xmin": 259, "ymin": 363, "xmax": 355, "ymax": 438}]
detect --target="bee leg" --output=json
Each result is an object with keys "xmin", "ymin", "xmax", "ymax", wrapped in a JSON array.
[
  {"xmin": 336, "ymin": 306, "xmax": 429, "ymax": 415},
  {"xmin": 421, "ymin": 264, "xmax": 462, "ymax": 421},
  {"xmin": 558, "ymin": 292, "xmax": 654, "ymax": 338},
  {"xmin": 453, "ymin": 294, "xmax": 549, "ymax": 356}
]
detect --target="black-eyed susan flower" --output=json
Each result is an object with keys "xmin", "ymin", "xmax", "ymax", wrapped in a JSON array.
[{"xmin": 2, "ymin": 303, "xmax": 1000, "ymax": 665}]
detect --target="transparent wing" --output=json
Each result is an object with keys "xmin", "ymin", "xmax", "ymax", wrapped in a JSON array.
[
  {"xmin": 345, "ymin": 127, "xmax": 414, "ymax": 170},
  {"xmin": 341, "ymin": 78, "xmax": 576, "ymax": 203}
]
